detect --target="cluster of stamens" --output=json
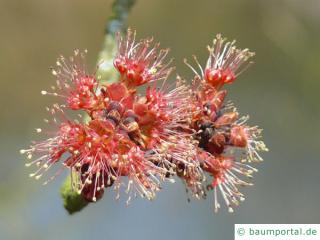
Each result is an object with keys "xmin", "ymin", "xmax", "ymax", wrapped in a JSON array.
[
  {"xmin": 181, "ymin": 34, "xmax": 268, "ymax": 212},
  {"xmin": 21, "ymin": 30, "xmax": 267, "ymax": 212}
]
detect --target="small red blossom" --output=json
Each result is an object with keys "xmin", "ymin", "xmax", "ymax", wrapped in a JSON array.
[
  {"xmin": 114, "ymin": 29, "xmax": 173, "ymax": 87},
  {"xmin": 205, "ymin": 34, "xmax": 255, "ymax": 88},
  {"xmin": 185, "ymin": 34, "xmax": 255, "ymax": 89},
  {"xmin": 43, "ymin": 50, "xmax": 100, "ymax": 111}
]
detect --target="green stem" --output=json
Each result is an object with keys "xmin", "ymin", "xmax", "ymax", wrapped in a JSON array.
[
  {"xmin": 60, "ymin": 0, "xmax": 136, "ymax": 215},
  {"xmin": 96, "ymin": 0, "xmax": 136, "ymax": 84},
  {"xmin": 106, "ymin": 0, "xmax": 136, "ymax": 35}
]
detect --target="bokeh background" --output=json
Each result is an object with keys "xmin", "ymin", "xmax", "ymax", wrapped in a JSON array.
[{"xmin": 0, "ymin": 0, "xmax": 319, "ymax": 239}]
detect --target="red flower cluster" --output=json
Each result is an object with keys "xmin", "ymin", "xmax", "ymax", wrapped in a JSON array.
[
  {"xmin": 183, "ymin": 35, "xmax": 268, "ymax": 212},
  {"xmin": 21, "ymin": 30, "xmax": 267, "ymax": 212}
]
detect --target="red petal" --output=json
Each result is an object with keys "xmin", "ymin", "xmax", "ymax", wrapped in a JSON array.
[{"xmin": 106, "ymin": 83, "xmax": 128, "ymax": 101}]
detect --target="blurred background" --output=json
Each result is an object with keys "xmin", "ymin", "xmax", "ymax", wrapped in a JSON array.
[{"xmin": 0, "ymin": 0, "xmax": 319, "ymax": 239}]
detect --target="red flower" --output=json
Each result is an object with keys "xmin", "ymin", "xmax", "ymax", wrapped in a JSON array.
[
  {"xmin": 22, "ymin": 47, "xmax": 196, "ymax": 203},
  {"xmin": 183, "ymin": 35, "xmax": 267, "ymax": 212},
  {"xmin": 185, "ymin": 34, "xmax": 255, "ymax": 89},
  {"xmin": 114, "ymin": 29, "xmax": 173, "ymax": 88},
  {"xmin": 43, "ymin": 50, "xmax": 100, "ymax": 111}
]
